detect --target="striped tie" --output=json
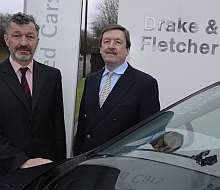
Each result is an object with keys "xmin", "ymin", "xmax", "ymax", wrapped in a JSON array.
[{"xmin": 99, "ymin": 72, "xmax": 113, "ymax": 107}]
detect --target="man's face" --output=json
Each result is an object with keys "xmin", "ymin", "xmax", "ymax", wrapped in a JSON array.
[
  {"xmin": 100, "ymin": 29, "xmax": 129, "ymax": 69},
  {"xmin": 4, "ymin": 22, "xmax": 39, "ymax": 65}
]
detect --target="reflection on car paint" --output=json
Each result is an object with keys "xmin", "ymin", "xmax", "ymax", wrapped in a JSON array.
[{"xmin": 119, "ymin": 171, "xmax": 165, "ymax": 185}]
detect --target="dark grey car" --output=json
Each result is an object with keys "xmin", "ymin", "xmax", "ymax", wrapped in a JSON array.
[{"xmin": 6, "ymin": 81, "xmax": 220, "ymax": 190}]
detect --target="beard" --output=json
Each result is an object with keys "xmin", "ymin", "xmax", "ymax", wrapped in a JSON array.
[
  {"xmin": 10, "ymin": 46, "xmax": 34, "ymax": 63},
  {"xmin": 14, "ymin": 53, "xmax": 32, "ymax": 62}
]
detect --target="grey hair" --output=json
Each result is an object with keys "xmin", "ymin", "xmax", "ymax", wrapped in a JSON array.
[{"xmin": 5, "ymin": 12, "xmax": 39, "ymax": 33}]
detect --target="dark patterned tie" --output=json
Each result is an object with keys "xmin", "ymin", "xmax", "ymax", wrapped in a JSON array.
[{"xmin": 20, "ymin": 67, "xmax": 32, "ymax": 105}]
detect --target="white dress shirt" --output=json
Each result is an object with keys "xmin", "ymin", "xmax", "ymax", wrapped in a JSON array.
[{"xmin": 99, "ymin": 61, "xmax": 128, "ymax": 96}]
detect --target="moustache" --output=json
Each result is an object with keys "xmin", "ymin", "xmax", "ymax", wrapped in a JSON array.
[
  {"xmin": 106, "ymin": 50, "xmax": 117, "ymax": 55},
  {"xmin": 16, "ymin": 46, "xmax": 31, "ymax": 52}
]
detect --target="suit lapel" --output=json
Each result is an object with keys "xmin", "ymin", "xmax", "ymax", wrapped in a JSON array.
[
  {"xmin": 32, "ymin": 61, "xmax": 44, "ymax": 112},
  {"xmin": 95, "ymin": 65, "xmax": 135, "ymax": 124},
  {"xmin": 87, "ymin": 70, "xmax": 103, "ymax": 120},
  {"xmin": 0, "ymin": 59, "xmax": 31, "ymax": 112}
]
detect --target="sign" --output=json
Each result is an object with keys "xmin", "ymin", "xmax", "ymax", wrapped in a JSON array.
[
  {"xmin": 118, "ymin": 0, "xmax": 220, "ymax": 108},
  {"xmin": 24, "ymin": 0, "xmax": 82, "ymax": 156}
]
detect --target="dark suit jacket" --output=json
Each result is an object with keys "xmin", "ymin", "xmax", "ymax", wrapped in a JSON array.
[
  {"xmin": 74, "ymin": 64, "xmax": 160, "ymax": 155},
  {"xmin": 0, "ymin": 59, "xmax": 66, "ymax": 173}
]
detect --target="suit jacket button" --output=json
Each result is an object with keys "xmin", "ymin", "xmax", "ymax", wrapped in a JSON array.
[
  {"xmin": 112, "ymin": 118, "xmax": 117, "ymax": 121},
  {"xmin": 86, "ymin": 134, "xmax": 91, "ymax": 139}
]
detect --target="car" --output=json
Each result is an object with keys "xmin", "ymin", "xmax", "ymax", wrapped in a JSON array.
[{"xmin": 3, "ymin": 81, "xmax": 220, "ymax": 190}]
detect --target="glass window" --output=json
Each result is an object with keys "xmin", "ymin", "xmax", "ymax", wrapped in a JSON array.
[{"xmin": 99, "ymin": 83, "xmax": 220, "ymax": 176}]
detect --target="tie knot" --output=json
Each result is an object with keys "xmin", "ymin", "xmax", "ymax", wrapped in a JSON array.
[
  {"xmin": 20, "ymin": 67, "xmax": 29, "ymax": 75},
  {"xmin": 107, "ymin": 71, "xmax": 113, "ymax": 78}
]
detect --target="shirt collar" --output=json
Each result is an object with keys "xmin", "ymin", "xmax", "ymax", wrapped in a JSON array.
[
  {"xmin": 103, "ymin": 61, "xmax": 128, "ymax": 76},
  {"xmin": 9, "ymin": 56, "xmax": 34, "ymax": 73}
]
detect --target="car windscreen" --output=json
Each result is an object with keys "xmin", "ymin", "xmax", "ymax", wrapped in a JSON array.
[{"xmin": 98, "ymin": 83, "xmax": 220, "ymax": 177}]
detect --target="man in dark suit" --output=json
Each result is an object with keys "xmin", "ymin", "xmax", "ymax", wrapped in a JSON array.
[
  {"xmin": 0, "ymin": 12, "xmax": 66, "ymax": 173},
  {"xmin": 73, "ymin": 24, "xmax": 160, "ymax": 156}
]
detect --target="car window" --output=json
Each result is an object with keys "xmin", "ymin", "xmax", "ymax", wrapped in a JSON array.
[
  {"xmin": 99, "ymin": 83, "xmax": 220, "ymax": 176},
  {"xmin": 192, "ymin": 109, "xmax": 220, "ymax": 138}
]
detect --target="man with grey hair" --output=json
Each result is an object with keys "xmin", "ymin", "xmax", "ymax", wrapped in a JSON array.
[{"xmin": 0, "ymin": 12, "xmax": 66, "ymax": 173}]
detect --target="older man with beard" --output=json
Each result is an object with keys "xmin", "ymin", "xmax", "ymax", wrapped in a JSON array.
[
  {"xmin": 0, "ymin": 12, "xmax": 66, "ymax": 173},
  {"xmin": 73, "ymin": 24, "xmax": 160, "ymax": 156}
]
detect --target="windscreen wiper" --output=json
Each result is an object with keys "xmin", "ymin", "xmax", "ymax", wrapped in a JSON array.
[
  {"xmin": 191, "ymin": 150, "xmax": 217, "ymax": 167},
  {"xmin": 129, "ymin": 148, "xmax": 218, "ymax": 167}
]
